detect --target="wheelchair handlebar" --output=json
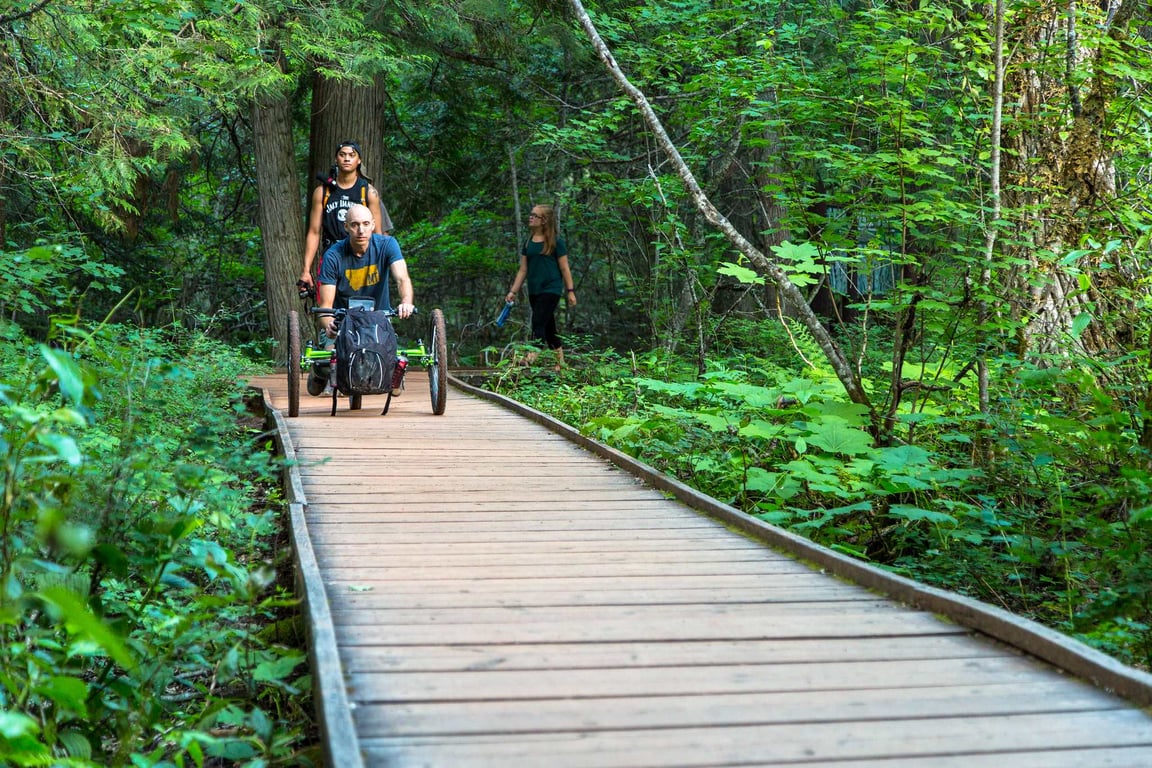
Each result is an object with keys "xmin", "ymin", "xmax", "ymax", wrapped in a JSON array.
[{"xmin": 309, "ymin": 306, "xmax": 417, "ymax": 319}]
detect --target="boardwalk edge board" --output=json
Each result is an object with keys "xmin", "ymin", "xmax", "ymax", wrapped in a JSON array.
[
  {"xmin": 260, "ymin": 387, "xmax": 366, "ymax": 768},
  {"xmin": 448, "ymin": 374, "xmax": 1152, "ymax": 708}
]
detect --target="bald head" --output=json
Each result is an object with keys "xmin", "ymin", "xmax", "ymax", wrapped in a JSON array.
[
  {"xmin": 345, "ymin": 203, "xmax": 373, "ymax": 231},
  {"xmin": 343, "ymin": 203, "xmax": 375, "ymax": 255}
]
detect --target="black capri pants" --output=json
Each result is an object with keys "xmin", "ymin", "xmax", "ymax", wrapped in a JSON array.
[{"xmin": 529, "ymin": 292, "xmax": 563, "ymax": 350}]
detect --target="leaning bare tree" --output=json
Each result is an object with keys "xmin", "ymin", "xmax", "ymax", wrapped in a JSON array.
[{"xmin": 564, "ymin": 0, "xmax": 877, "ymax": 431}]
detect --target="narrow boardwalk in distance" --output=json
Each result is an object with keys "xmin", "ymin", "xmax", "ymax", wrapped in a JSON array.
[{"xmin": 252, "ymin": 373, "xmax": 1152, "ymax": 767}]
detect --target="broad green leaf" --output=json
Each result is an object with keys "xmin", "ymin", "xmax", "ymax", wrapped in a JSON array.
[
  {"xmin": 254, "ymin": 655, "xmax": 304, "ymax": 683},
  {"xmin": 820, "ymin": 500, "xmax": 872, "ymax": 517},
  {"xmin": 40, "ymin": 346, "xmax": 86, "ymax": 406},
  {"xmin": 691, "ymin": 411, "xmax": 732, "ymax": 431},
  {"xmin": 817, "ymin": 401, "xmax": 871, "ymax": 425},
  {"xmin": 806, "ymin": 421, "xmax": 873, "ymax": 455},
  {"xmin": 0, "ymin": 711, "xmax": 40, "ymax": 740},
  {"xmin": 711, "ymin": 381, "xmax": 784, "ymax": 408},
  {"xmin": 0, "ymin": 711, "xmax": 48, "ymax": 757},
  {"xmin": 1070, "ymin": 312, "xmax": 1092, "ymax": 340},
  {"xmin": 34, "ymin": 433, "xmax": 82, "ymax": 466},
  {"xmin": 888, "ymin": 504, "xmax": 956, "ymax": 524},
  {"xmin": 717, "ymin": 261, "xmax": 764, "ymax": 285},
  {"xmin": 58, "ymin": 730, "xmax": 92, "ymax": 760},
  {"xmin": 37, "ymin": 676, "xmax": 90, "ymax": 718},
  {"xmin": 780, "ymin": 378, "xmax": 831, "ymax": 404},
  {"xmin": 744, "ymin": 468, "xmax": 784, "ymax": 493},
  {"xmin": 739, "ymin": 420, "xmax": 782, "ymax": 440},
  {"xmin": 37, "ymin": 587, "xmax": 135, "ymax": 671},
  {"xmin": 875, "ymin": 444, "xmax": 932, "ymax": 470}
]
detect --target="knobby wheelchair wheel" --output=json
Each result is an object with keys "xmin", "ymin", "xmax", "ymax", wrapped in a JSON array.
[
  {"xmin": 429, "ymin": 308, "xmax": 448, "ymax": 415},
  {"xmin": 287, "ymin": 310, "xmax": 301, "ymax": 418},
  {"xmin": 349, "ymin": 393, "xmax": 363, "ymax": 411}
]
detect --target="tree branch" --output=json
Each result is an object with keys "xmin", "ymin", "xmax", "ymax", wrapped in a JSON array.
[
  {"xmin": 0, "ymin": 0, "xmax": 50, "ymax": 27},
  {"xmin": 564, "ymin": 0, "xmax": 876, "ymax": 422}
]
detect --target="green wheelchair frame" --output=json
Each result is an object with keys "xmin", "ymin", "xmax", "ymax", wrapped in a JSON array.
[{"xmin": 286, "ymin": 295, "xmax": 447, "ymax": 418}]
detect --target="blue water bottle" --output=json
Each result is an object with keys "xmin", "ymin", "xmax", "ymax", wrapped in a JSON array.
[{"xmin": 496, "ymin": 300, "xmax": 514, "ymax": 327}]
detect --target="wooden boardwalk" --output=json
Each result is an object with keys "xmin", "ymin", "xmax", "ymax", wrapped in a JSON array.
[{"xmin": 252, "ymin": 373, "xmax": 1152, "ymax": 767}]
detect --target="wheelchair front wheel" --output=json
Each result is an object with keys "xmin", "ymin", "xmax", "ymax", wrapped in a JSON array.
[
  {"xmin": 429, "ymin": 308, "xmax": 448, "ymax": 415},
  {"xmin": 307, "ymin": 370, "xmax": 327, "ymax": 397},
  {"xmin": 287, "ymin": 311, "xmax": 301, "ymax": 418}
]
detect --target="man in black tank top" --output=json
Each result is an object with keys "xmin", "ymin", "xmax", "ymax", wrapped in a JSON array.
[{"xmin": 299, "ymin": 141, "xmax": 395, "ymax": 290}]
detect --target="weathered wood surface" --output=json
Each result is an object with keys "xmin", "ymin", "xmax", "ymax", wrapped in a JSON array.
[{"xmin": 253, "ymin": 373, "xmax": 1152, "ymax": 767}]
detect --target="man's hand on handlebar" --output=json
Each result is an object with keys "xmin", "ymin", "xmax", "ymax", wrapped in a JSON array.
[{"xmin": 311, "ymin": 304, "xmax": 413, "ymax": 337}]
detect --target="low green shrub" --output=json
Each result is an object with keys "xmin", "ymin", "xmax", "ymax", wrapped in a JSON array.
[{"xmin": 0, "ymin": 321, "xmax": 313, "ymax": 766}]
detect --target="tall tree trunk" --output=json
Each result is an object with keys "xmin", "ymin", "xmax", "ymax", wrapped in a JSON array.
[
  {"xmin": 253, "ymin": 90, "xmax": 304, "ymax": 364},
  {"xmin": 1004, "ymin": 0, "xmax": 1138, "ymax": 357},
  {"xmin": 979, "ymin": 0, "xmax": 1006, "ymax": 421},
  {"xmin": 308, "ymin": 71, "xmax": 390, "ymax": 206},
  {"xmin": 509, "ymin": 144, "xmax": 523, "ymax": 255}
]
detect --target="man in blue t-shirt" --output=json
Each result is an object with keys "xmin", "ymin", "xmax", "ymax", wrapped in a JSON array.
[{"xmin": 317, "ymin": 203, "xmax": 414, "ymax": 340}]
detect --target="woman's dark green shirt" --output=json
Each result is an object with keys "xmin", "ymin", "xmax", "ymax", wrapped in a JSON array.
[{"xmin": 522, "ymin": 237, "xmax": 568, "ymax": 296}]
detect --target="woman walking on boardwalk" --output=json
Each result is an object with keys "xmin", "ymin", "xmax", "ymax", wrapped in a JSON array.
[{"xmin": 505, "ymin": 204, "xmax": 577, "ymax": 369}]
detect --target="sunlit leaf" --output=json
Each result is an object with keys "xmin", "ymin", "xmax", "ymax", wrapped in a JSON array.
[{"xmin": 806, "ymin": 421, "xmax": 873, "ymax": 455}]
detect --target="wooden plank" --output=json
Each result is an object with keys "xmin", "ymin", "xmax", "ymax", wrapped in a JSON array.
[
  {"xmin": 360, "ymin": 711, "xmax": 1152, "ymax": 767},
  {"xmin": 355, "ymin": 680, "xmax": 1126, "ymax": 736},
  {"xmin": 347, "ymin": 655, "xmax": 1058, "ymax": 701},
  {"xmin": 322, "ymin": 571, "xmax": 878, "ymax": 596},
  {"xmin": 328, "ymin": 590, "xmax": 881, "ymax": 611},
  {"xmin": 308, "ymin": 531, "xmax": 791, "ymax": 547},
  {"xmin": 305, "ymin": 518, "xmax": 729, "ymax": 535},
  {"xmin": 311, "ymin": 549, "xmax": 805, "ymax": 570},
  {"xmin": 316, "ymin": 560, "xmax": 834, "ymax": 580},
  {"xmin": 300, "ymin": 492, "xmax": 675, "ymax": 505},
  {"xmin": 330, "ymin": 599, "xmax": 910, "ymax": 626},
  {"xmin": 306, "ymin": 532, "xmax": 770, "ymax": 550},
  {"xmin": 335, "ymin": 608, "xmax": 965, "ymax": 645},
  {"xmin": 325, "ymin": 581, "xmax": 878, "ymax": 609},
  {"xmin": 340, "ymin": 635, "xmax": 1003, "ymax": 673},
  {"xmin": 770, "ymin": 750, "xmax": 1152, "ymax": 768},
  {"xmin": 300, "ymin": 502, "xmax": 720, "ymax": 518}
]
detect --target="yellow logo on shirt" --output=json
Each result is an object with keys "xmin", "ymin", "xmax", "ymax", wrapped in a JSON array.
[{"xmin": 346, "ymin": 264, "xmax": 381, "ymax": 292}]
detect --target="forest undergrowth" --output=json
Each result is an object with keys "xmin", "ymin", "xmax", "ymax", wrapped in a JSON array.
[
  {"xmin": 485, "ymin": 322, "xmax": 1152, "ymax": 672},
  {"xmin": 0, "ymin": 319, "xmax": 316, "ymax": 766}
]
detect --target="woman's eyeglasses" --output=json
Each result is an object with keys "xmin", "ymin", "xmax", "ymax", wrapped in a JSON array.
[{"xmin": 528, "ymin": 213, "xmax": 541, "ymax": 219}]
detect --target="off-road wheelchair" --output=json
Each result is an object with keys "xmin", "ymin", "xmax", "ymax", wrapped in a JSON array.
[{"xmin": 286, "ymin": 293, "xmax": 447, "ymax": 418}]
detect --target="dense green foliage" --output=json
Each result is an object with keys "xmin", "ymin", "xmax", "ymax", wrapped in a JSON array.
[
  {"xmin": 6, "ymin": 4, "xmax": 1152, "ymax": 757},
  {"xmin": 0, "ymin": 257, "xmax": 311, "ymax": 762}
]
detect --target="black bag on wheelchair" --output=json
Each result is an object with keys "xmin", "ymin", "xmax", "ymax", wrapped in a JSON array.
[{"xmin": 334, "ymin": 307, "xmax": 397, "ymax": 396}]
